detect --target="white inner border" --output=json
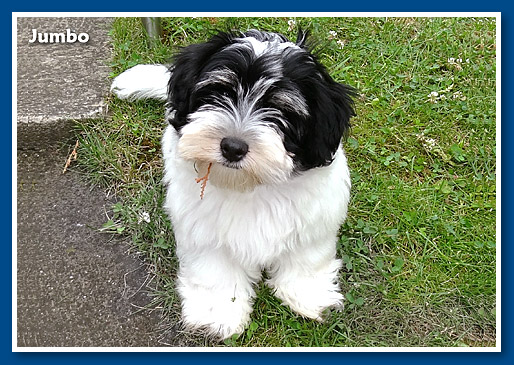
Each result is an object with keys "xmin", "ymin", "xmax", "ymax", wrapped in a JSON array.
[{"xmin": 12, "ymin": 12, "xmax": 501, "ymax": 353}]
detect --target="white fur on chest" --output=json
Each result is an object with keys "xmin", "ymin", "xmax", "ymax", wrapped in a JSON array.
[{"xmin": 162, "ymin": 125, "xmax": 351, "ymax": 267}]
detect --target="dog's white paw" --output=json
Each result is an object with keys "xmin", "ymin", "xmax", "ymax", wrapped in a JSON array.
[
  {"xmin": 181, "ymin": 299, "xmax": 252, "ymax": 339},
  {"xmin": 272, "ymin": 280, "xmax": 344, "ymax": 321},
  {"xmin": 268, "ymin": 258, "xmax": 344, "ymax": 320},
  {"xmin": 178, "ymin": 279, "xmax": 254, "ymax": 339}
]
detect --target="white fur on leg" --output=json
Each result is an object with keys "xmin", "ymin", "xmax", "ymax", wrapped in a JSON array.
[
  {"xmin": 110, "ymin": 64, "xmax": 170, "ymax": 101},
  {"xmin": 176, "ymin": 246, "xmax": 260, "ymax": 339},
  {"xmin": 267, "ymin": 241, "xmax": 344, "ymax": 320}
]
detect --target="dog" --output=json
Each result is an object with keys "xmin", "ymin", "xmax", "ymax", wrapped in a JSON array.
[{"xmin": 110, "ymin": 29, "xmax": 356, "ymax": 339}]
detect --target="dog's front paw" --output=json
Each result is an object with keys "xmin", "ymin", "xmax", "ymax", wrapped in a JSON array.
[
  {"xmin": 178, "ymin": 283, "xmax": 254, "ymax": 340},
  {"xmin": 182, "ymin": 300, "xmax": 251, "ymax": 340},
  {"xmin": 272, "ymin": 282, "xmax": 344, "ymax": 321},
  {"xmin": 268, "ymin": 257, "xmax": 344, "ymax": 321}
]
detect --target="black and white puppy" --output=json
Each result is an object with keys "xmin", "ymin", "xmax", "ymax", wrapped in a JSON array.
[{"xmin": 111, "ymin": 29, "xmax": 356, "ymax": 339}]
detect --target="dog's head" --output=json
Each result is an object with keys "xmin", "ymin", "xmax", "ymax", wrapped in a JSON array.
[{"xmin": 167, "ymin": 30, "xmax": 355, "ymax": 191}]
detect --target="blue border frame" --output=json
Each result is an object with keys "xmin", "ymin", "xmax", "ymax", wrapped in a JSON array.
[{"xmin": 7, "ymin": 1, "xmax": 508, "ymax": 363}]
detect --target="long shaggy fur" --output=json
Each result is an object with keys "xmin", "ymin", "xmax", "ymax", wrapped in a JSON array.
[{"xmin": 111, "ymin": 29, "xmax": 355, "ymax": 339}]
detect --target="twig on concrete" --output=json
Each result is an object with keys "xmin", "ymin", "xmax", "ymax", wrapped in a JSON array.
[{"xmin": 63, "ymin": 140, "xmax": 79, "ymax": 174}]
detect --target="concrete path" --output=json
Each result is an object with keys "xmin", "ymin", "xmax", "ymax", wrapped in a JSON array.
[
  {"xmin": 16, "ymin": 17, "xmax": 184, "ymax": 347},
  {"xmin": 17, "ymin": 17, "xmax": 111, "ymax": 124}
]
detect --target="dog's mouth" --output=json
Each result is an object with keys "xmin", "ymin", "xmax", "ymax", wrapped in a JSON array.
[
  {"xmin": 221, "ymin": 161, "xmax": 243, "ymax": 170},
  {"xmin": 194, "ymin": 160, "xmax": 243, "ymax": 173}
]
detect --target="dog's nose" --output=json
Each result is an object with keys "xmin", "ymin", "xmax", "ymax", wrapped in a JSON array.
[{"xmin": 220, "ymin": 137, "xmax": 249, "ymax": 162}]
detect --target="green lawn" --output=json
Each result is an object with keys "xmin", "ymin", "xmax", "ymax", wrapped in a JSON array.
[{"xmin": 75, "ymin": 17, "xmax": 497, "ymax": 347}]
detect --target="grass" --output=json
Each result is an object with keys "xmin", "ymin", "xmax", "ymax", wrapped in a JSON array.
[{"xmin": 74, "ymin": 17, "xmax": 497, "ymax": 347}]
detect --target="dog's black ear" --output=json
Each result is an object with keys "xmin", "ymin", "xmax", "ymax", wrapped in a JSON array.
[
  {"xmin": 167, "ymin": 32, "xmax": 235, "ymax": 130},
  {"xmin": 283, "ymin": 50, "xmax": 356, "ymax": 169},
  {"xmin": 305, "ymin": 66, "xmax": 356, "ymax": 169}
]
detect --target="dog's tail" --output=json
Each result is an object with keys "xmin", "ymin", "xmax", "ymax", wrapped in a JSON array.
[{"xmin": 110, "ymin": 64, "xmax": 171, "ymax": 101}]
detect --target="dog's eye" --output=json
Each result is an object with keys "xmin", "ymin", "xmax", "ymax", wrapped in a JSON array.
[
  {"xmin": 217, "ymin": 89, "xmax": 238, "ymax": 103},
  {"xmin": 218, "ymin": 86, "xmax": 236, "ymax": 98},
  {"xmin": 192, "ymin": 85, "xmax": 236, "ymax": 109}
]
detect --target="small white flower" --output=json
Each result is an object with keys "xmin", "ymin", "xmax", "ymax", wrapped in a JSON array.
[
  {"xmin": 287, "ymin": 19, "xmax": 296, "ymax": 31},
  {"xmin": 336, "ymin": 40, "xmax": 345, "ymax": 49},
  {"xmin": 416, "ymin": 133, "xmax": 437, "ymax": 152},
  {"xmin": 424, "ymin": 138, "xmax": 436, "ymax": 148},
  {"xmin": 452, "ymin": 91, "xmax": 467, "ymax": 101},
  {"xmin": 427, "ymin": 91, "xmax": 439, "ymax": 103},
  {"xmin": 447, "ymin": 57, "xmax": 463, "ymax": 70},
  {"xmin": 422, "ymin": 138, "xmax": 437, "ymax": 152},
  {"xmin": 138, "ymin": 211, "xmax": 151, "ymax": 224},
  {"xmin": 328, "ymin": 30, "xmax": 338, "ymax": 39}
]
